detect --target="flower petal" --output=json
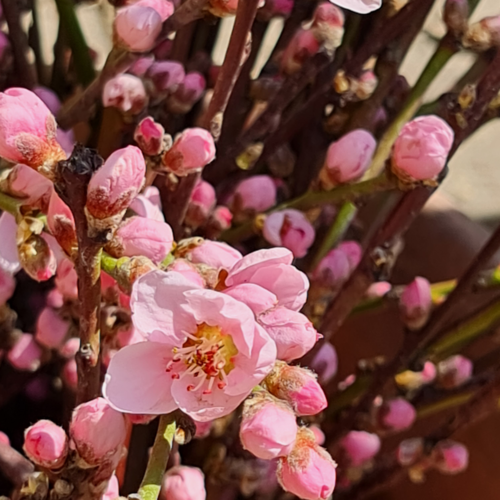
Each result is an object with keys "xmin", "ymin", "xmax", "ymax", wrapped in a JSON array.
[
  {"xmin": 0, "ymin": 212, "xmax": 20, "ymax": 274},
  {"xmin": 330, "ymin": 0, "xmax": 381, "ymax": 14}
]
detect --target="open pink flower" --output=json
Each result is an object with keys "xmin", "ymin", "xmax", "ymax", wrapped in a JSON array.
[{"xmin": 104, "ymin": 270, "xmax": 277, "ymax": 421}]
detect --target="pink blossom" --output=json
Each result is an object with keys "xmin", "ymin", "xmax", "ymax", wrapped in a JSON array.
[
  {"xmin": 321, "ymin": 130, "xmax": 376, "ymax": 188},
  {"xmin": 437, "ymin": 355, "xmax": 473, "ymax": 389},
  {"xmin": 265, "ymin": 363, "xmax": 327, "ymax": 415},
  {"xmin": 432, "ymin": 440, "xmax": 469, "ymax": 475},
  {"xmin": 59, "ymin": 337, "xmax": 80, "ymax": 358},
  {"xmin": 117, "ymin": 326, "xmax": 146, "ymax": 348},
  {"xmin": 397, "ymin": 438, "xmax": 424, "ymax": 466},
  {"xmin": 338, "ymin": 240, "xmax": 361, "ymax": 269},
  {"xmin": 313, "ymin": 248, "xmax": 351, "ymax": 287},
  {"xmin": 281, "ymin": 29, "xmax": 320, "ymax": 75},
  {"xmin": 55, "ymin": 259, "xmax": 78, "ymax": 300},
  {"xmin": 0, "ymin": 431, "xmax": 10, "ymax": 446},
  {"xmin": 186, "ymin": 180, "xmax": 216, "ymax": 227},
  {"xmin": 311, "ymin": 2, "xmax": 345, "ymax": 47},
  {"xmin": 86, "ymin": 145, "xmax": 145, "ymax": 225},
  {"xmin": 240, "ymin": 392, "xmax": 297, "ymax": 460},
  {"xmin": 400, "ymin": 276, "xmax": 432, "ymax": 330},
  {"xmin": 310, "ymin": 342, "xmax": 338, "ymax": 384},
  {"xmin": 70, "ymin": 397, "xmax": 127, "ymax": 466},
  {"xmin": 8, "ymin": 333, "xmax": 42, "ymax": 372},
  {"xmin": 134, "ymin": 117, "xmax": 165, "ymax": 156},
  {"xmin": 110, "ymin": 216, "xmax": 174, "ymax": 263},
  {"xmin": 277, "ymin": 428, "xmax": 336, "ymax": 500},
  {"xmin": 329, "ymin": 0, "xmax": 381, "ymax": 14},
  {"xmin": 162, "ymin": 128, "xmax": 216, "ymax": 176},
  {"xmin": 103, "ymin": 74, "xmax": 147, "ymax": 115},
  {"xmin": 33, "ymin": 86, "xmax": 61, "ymax": 115},
  {"xmin": 263, "ymin": 209, "xmax": 315, "ymax": 258},
  {"xmin": 225, "ymin": 248, "xmax": 309, "ymax": 311},
  {"xmin": 186, "ymin": 240, "xmax": 242, "ymax": 270},
  {"xmin": 147, "ymin": 61, "xmax": 186, "ymax": 94},
  {"xmin": 365, "ymin": 281, "xmax": 391, "ymax": 299},
  {"xmin": 102, "ymin": 474, "xmax": 120, "ymax": 500},
  {"xmin": 162, "ymin": 466, "xmax": 206, "ymax": 500},
  {"xmin": 130, "ymin": 186, "xmax": 165, "ymax": 222},
  {"xmin": 129, "ymin": 56, "xmax": 155, "ymax": 77},
  {"xmin": 0, "ymin": 88, "xmax": 64, "ymax": 174},
  {"xmin": 134, "ymin": 0, "xmax": 174, "ymax": 20},
  {"xmin": 340, "ymin": 431, "xmax": 381, "ymax": 466},
  {"xmin": 380, "ymin": 397, "xmax": 416, "ymax": 431},
  {"xmin": 103, "ymin": 270, "xmax": 277, "ymax": 421},
  {"xmin": 167, "ymin": 259, "xmax": 205, "ymax": 287},
  {"xmin": 114, "ymin": 5, "xmax": 163, "ymax": 52},
  {"xmin": 24, "ymin": 420, "xmax": 68, "ymax": 469},
  {"xmin": 35, "ymin": 307, "xmax": 69, "ymax": 349},
  {"xmin": 3, "ymin": 164, "xmax": 53, "ymax": 210},
  {"xmin": 0, "ymin": 266, "xmax": 15, "ymax": 305},
  {"xmin": 392, "ymin": 115, "xmax": 454, "ymax": 181},
  {"xmin": 168, "ymin": 72, "xmax": 206, "ymax": 114},
  {"xmin": 229, "ymin": 175, "xmax": 277, "ymax": 213},
  {"xmin": 0, "ymin": 212, "xmax": 21, "ymax": 274},
  {"xmin": 258, "ymin": 307, "xmax": 319, "ymax": 361}
]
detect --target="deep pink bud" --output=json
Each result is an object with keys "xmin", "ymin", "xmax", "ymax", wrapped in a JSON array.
[
  {"xmin": 240, "ymin": 391, "xmax": 297, "ymax": 459},
  {"xmin": 281, "ymin": 29, "xmax": 320, "ymax": 75},
  {"xmin": 309, "ymin": 342, "xmax": 338, "ymax": 384},
  {"xmin": 168, "ymin": 72, "xmax": 206, "ymax": 114},
  {"xmin": 33, "ymin": 86, "xmax": 61, "ymax": 115},
  {"xmin": 265, "ymin": 362, "xmax": 327, "ymax": 416},
  {"xmin": 0, "ymin": 267, "xmax": 15, "ymax": 305},
  {"xmin": 162, "ymin": 466, "xmax": 206, "ymax": 500},
  {"xmin": 379, "ymin": 397, "xmax": 416, "ymax": 432},
  {"xmin": 167, "ymin": 259, "xmax": 205, "ymax": 287},
  {"xmin": 207, "ymin": 206, "xmax": 233, "ymax": 236},
  {"xmin": 340, "ymin": 431, "xmax": 381, "ymax": 466},
  {"xmin": 147, "ymin": 61, "xmax": 185, "ymax": 94},
  {"xmin": 312, "ymin": 248, "xmax": 351, "ymax": 287},
  {"xmin": 365, "ymin": 281, "xmax": 391, "ymax": 299},
  {"xmin": 320, "ymin": 130, "xmax": 376, "ymax": 188},
  {"xmin": 86, "ymin": 146, "xmax": 145, "ymax": 229},
  {"xmin": 258, "ymin": 308, "xmax": 319, "ymax": 362},
  {"xmin": 134, "ymin": 117, "xmax": 165, "ymax": 156},
  {"xmin": 8, "ymin": 333, "xmax": 42, "ymax": 372},
  {"xmin": 277, "ymin": 428, "xmax": 336, "ymax": 500},
  {"xmin": 108, "ymin": 216, "xmax": 174, "ymax": 263},
  {"xmin": 162, "ymin": 128, "xmax": 216, "ymax": 176},
  {"xmin": 62, "ymin": 359, "xmax": 78, "ymax": 390},
  {"xmin": 437, "ymin": 355, "xmax": 473, "ymax": 389},
  {"xmin": 70, "ymin": 397, "xmax": 127, "ymax": 465},
  {"xmin": 129, "ymin": 56, "xmax": 154, "ymax": 77},
  {"xmin": 59, "ymin": 337, "xmax": 80, "ymax": 358},
  {"xmin": 431, "ymin": 440, "xmax": 469, "ymax": 475},
  {"xmin": 24, "ymin": 420, "xmax": 68, "ymax": 469},
  {"xmin": 263, "ymin": 209, "xmax": 315, "ymax": 258},
  {"xmin": 0, "ymin": 88, "xmax": 64, "ymax": 177},
  {"xmin": 229, "ymin": 175, "xmax": 277, "ymax": 214},
  {"xmin": 400, "ymin": 277, "xmax": 432, "ymax": 330},
  {"xmin": 134, "ymin": 0, "xmax": 174, "ymax": 20},
  {"xmin": 114, "ymin": 5, "xmax": 162, "ymax": 52},
  {"xmin": 103, "ymin": 74, "xmax": 147, "ymax": 115},
  {"xmin": 184, "ymin": 239, "xmax": 242, "ymax": 270},
  {"xmin": 185, "ymin": 179, "xmax": 216, "ymax": 228},
  {"xmin": 392, "ymin": 116, "xmax": 454, "ymax": 182},
  {"xmin": 0, "ymin": 431, "xmax": 10, "ymax": 446},
  {"xmin": 35, "ymin": 307, "xmax": 69, "ymax": 349}
]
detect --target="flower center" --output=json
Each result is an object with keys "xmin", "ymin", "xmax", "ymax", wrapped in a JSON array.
[{"xmin": 167, "ymin": 323, "xmax": 238, "ymax": 394}]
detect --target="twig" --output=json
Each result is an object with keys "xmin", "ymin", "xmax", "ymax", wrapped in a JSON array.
[
  {"xmin": 55, "ymin": 145, "xmax": 105, "ymax": 404},
  {"xmin": 0, "ymin": 442, "xmax": 34, "ymax": 487},
  {"xmin": 158, "ymin": 0, "xmax": 208, "ymax": 41}
]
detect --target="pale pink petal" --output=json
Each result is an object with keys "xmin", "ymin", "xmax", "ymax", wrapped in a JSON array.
[
  {"xmin": 330, "ymin": 0, "xmax": 381, "ymax": 14},
  {"xmin": 187, "ymin": 241, "xmax": 242, "ymax": 270},
  {"xmin": 0, "ymin": 212, "xmax": 20, "ymax": 274},
  {"xmin": 223, "ymin": 284, "xmax": 277, "ymax": 315},
  {"xmin": 226, "ymin": 248, "xmax": 293, "ymax": 282}
]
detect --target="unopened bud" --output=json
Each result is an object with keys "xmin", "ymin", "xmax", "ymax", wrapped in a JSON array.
[
  {"xmin": 35, "ymin": 307, "xmax": 69, "ymax": 349},
  {"xmin": 167, "ymin": 72, "xmax": 206, "ymax": 114},
  {"xmin": 463, "ymin": 15, "xmax": 500, "ymax": 51},
  {"xmin": 340, "ymin": 431, "xmax": 381, "ymax": 466},
  {"xmin": 378, "ymin": 397, "xmax": 416, "ymax": 432},
  {"xmin": 397, "ymin": 437, "xmax": 424, "ymax": 466},
  {"xmin": 47, "ymin": 191, "xmax": 77, "ymax": 256},
  {"xmin": 311, "ymin": 2, "xmax": 345, "ymax": 49},
  {"xmin": 206, "ymin": 206, "xmax": 233, "ymax": 238},
  {"xmin": 70, "ymin": 397, "xmax": 127, "ymax": 466},
  {"xmin": 103, "ymin": 74, "xmax": 147, "ymax": 115},
  {"xmin": 162, "ymin": 466, "xmax": 207, "ymax": 500},
  {"xmin": 24, "ymin": 420, "xmax": 68, "ymax": 469},
  {"xmin": 265, "ymin": 362, "xmax": 327, "ymax": 416},
  {"xmin": 134, "ymin": 117, "xmax": 166, "ymax": 156},
  {"xmin": 310, "ymin": 342, "xmax": 338, "ymax": 384},
  {"xmin": 185, "ymin": 179, "xmax": 216, "ymax": 229},
  {"xmin": 399, "ymin": 277, "xmax": 432, "ymax": 330},
  {"xmin": 281, "ymin": 29, "xmax": 320, "ymax": 75},
  {"xmin": 436, "ymin": 355, "xmax": 473, "ymax": 389},
  {"xmin": 240, "ymin": 391, "xmax": 297, "ymax": 459},
  {"xmin": 228, "ymin": 175, "xmax": 277, "ymax": 216},
  {"xmin": 114, "ymin": 5, "xmax": 162, "ymax": 52},
  {"xmin": 147, "ymin": 61, "xmax": 185, "ymax": 96},
  {"xmin": 8, "ymin": 333, "xmax": 42, "ymax": 371},
  {"xmin": 431, "ymin": 440, "xmax": 469, "ymax": 475}
]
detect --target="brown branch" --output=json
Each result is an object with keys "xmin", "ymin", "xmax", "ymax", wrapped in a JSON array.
[
  {"xmin": 158, "ymin": 0, "xmax": 209, "ymax": 41},
  {"xmin": 55, "ymin": 145, "xmax": 105, "ymax": 404},
  {"xmin": 0, "ymin": 442, "xmax": 34, "ymax": 487}
]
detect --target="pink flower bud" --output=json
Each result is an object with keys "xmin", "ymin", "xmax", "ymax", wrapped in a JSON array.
[
  {"xmin": 354, "ymin": 70, "xmax": 378, "ymax": 100},
  {"xmin": 444, "ymin": 0, "xmax": 468, "ymax": 35},
  {"xmin": 464, "ymin": 15, "xmax": 500, "ymax": 51},
  {"xmin": 263, "ymin": 209, "xmax": 315, "ymax": 258},
  {"xmin": 55, "ymin": 259, "xmax": 78, "ymax": 300},
  {"xmin": 114, "ymin": 5, "xmax": 162, "ymax": 52},
  {"xmin": 162, "ymin": 128, "xmax": 216, "ymax": 176},
  {"xmin": 337, "ymin": 240, "xmax": 362, "ymax": 269},
  {"xmin": 47, "ymin": 191, "xmax": 77, "ymax": 256},
  {"xmin": 134, "ymin": 117, "xmax": 166, "ymax": 156},
  {"xmin": 311, "ymin": 2, "xmax": 345, "ymax": 47},
  {"xmin": 168, "ymin": 72, "xmax": 206, "ymax": 114},
  {"xmin": 320, "ymin": 130, "xmax": 376, "ymax": 188},
  {"xmin": 392, "ymin": 116, "xmax": 454, "ymax": 182},
  {"xmin": 185, "ymin": 183, "xmax": 215, "ymax": 230},
  {"xmin": 310, "ymin": 425, "xmax": 325, "ymax": 445},
  {"xmin": 431, "ymin": 440, "xmax": 469, "ymax": 475},
  {"xmin": 312, "ymin": 248, "xmax": 351, "ymax": 287},
  {"xmin": 62, "ymin": 359, "xmax": 78, "ymax": 390},
  {"xmin": 35, "ymin": 307, "xmax": 69, "ymax": 349},
  {"xmin": 207, "ymin": 0, "xmax": 238, "ymax": 17},
  {"xmin": 70, "ymin": 397, "xmax": 127, "ymax": 465},
  {"xmin": 437, "ymin": 355, "xmax": 473, "ymax": 389},
  {"xmin": 134, "ymin": 0, "xmax": 174, "ymax": 20},
  {"xmin": 229, "ymin": 175, "xmax": 277, "ymax": 214},
  {"xmin": 329, "ymin": 0, "xmax": 381, "ymax": 14},
  {"xmin": 147, "ymin": 61, "xmax": 186, "ymax": 94},
  {"xmin": 59, "ymin": 337, "xmax": 80, "ymax": 358},
  {"xmin": 240, "ymin": 392, "xmax": 297, "ymax": 459},
  {"xmin": 206, "ymin": 206, "xmax": 233, "ymax": 237},
  {"xmin": 265, "ymin": 362, "xmax": 327, "ymax": 416},
  {"xmin": 281, "ymin": 29, "xmax": 320, "ymax": 75},
  {"xmin": 309, "ymin": 342, "xmax": 338, "ymax": 384},
  {"xmin": 129, "ymin": 56, "xmax": 154, "ymax": 77},
  {"xmin": 103, "ymin": 74, "xmax": 147, "ymax": 115},
  {"xmin": 33, "ymin": 86, "xmax": 61, "ymax": 116},
  {"xmin": 162, "ymin": 466, "xmax": 207, "ymax": 500},
  {"xmin": 102, "ymin": 474, "xmax": 120, "ymax": 500},
  {"xmin": 397, "ymin": 437, "xmax": 424, "ymax": 466},
  {"xmin": 86, "ymin": 146, "xmax": 146, "ymax": 229},
  {"xmin": 0, "ymin": 267, "xmax": 15, "ymax": 305},
  {"xmin": 24, "ymin": 420, "xmax": 68, "ymax": 469},
  {"xmin": 277, "ymin": 428, "xmax": 336, "ymax": 500},
  {"xmin": 18, "ymin": 234, "xmax": 57, "ymax": 282},
  {"xmin": 258, "ymin": 308, "xmax": 319, "ymax": 362},
  {"xmin": 365, "ymin": 281, "xmax": 391, "ymax": 299},
  {"xmin": 379, "ymin": 397, "xmax": 416, "ymax": 432},
  {"xmin": 8, "ymin": 333, "xmax": 42, "ymax": 371},
  {"xmin": 0, "ymin": 431, "xmax": 10, "ymax": 446},
  {"xmin": 400, "ymin": 277, "xmax": 432, "ymax": 330},
  {"xmin": 340, "ymin": 431, "xmax": 381, "ymax": 466},
  {"xmin": 0, "ymin": 88, "xmax": 64, "ymax": 176}
]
